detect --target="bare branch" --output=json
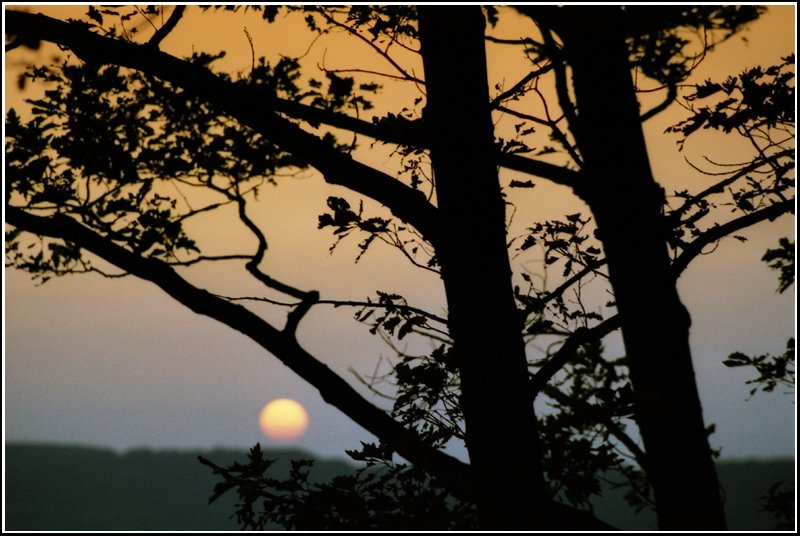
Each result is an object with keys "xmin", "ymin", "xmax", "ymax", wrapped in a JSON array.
[
  {"xmin": 495, "ymin": 104, "xmax": 555, "ymax": 128},
  {"xmin": 540, "ymin": 27, "xmax": 582, "ymax": 157},
  {"xmin": 147, "ymin": 5, "xmax": 186, "ymax": 48},
  {"xmin": 167, "ymin": 254, "xmax": 253, "ymax": 267},
  {"xmin": 640, "ymin": 83, "xmax": 677, "ymax": 122},
  {"xmin": 490, "ymin": 64, "xmax": 554, "ymax": 108},
  {"xmin": 317, "ymin": 9, "xmax": 425, "ymax": 85},
  {"xmin": 285, "ymin": 290, "xmax": 320, "ymax": 338},
  {"xmin": 531, "ymin": 69, "xmax": 584, "ymax": 167},
  {"xmin": 134, "ymin": 6, "xmax": 160, "ymax": 35},
  {"xmin": 319, "ymin": 64, "xmax": 422, "ymax": 84},
  {"xmin": 484, "ymin": 35, "xmax": 545, "ymax": 51}
]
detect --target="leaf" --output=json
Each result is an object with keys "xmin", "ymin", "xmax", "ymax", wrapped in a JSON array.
[
  {"xmin": 86, "ymin": 6, "xmax": 103, "ymax": 25},
  {"xmin": 722, "ymin": 353, "xmax": 750, "ymax": 367}
]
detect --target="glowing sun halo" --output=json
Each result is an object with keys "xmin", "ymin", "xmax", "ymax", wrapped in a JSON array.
[{"xmin": 258, "ymin": 399, "xmax": 309, "ymax": 441}]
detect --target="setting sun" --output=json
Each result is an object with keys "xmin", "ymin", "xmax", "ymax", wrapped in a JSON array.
[{"xmin": 258, "ymin": 399, "xmax": 309, "ymax": 441}]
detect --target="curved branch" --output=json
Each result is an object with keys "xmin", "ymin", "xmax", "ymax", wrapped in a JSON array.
[
  {"xmin": 220, "ymin": 182, "xmax": 310, "ymax": 301},
  {"xmin": 672, "ymin": 199, "xmax": 795, "ymax": 276},
  {"xmin": 529, "ymin": 315, "xmax": 622, "ymax": 399},
  {"xmin": 668, "ymin": 148, "xmax": 794, "ymax": 220},
  {"xmin": 147, "ymin": 5, "xmax": 186, "ymax": 48},
  {"xmin": 5, "ymin": 203, "xmax": 471, "ymax": 493},
  {"xmin": 640, "ymin": 82, "xmax": 677, "ymax": 122}
]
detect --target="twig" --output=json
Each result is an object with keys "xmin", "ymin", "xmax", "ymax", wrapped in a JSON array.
[{"xmin": 147, "ymin": 5, "xmax": 185, "ymax": 48}]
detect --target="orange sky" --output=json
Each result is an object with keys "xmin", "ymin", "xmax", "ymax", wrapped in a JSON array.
[{"xmin": 3, "ymin": 5, "xmax": 796, "ymax": 459}]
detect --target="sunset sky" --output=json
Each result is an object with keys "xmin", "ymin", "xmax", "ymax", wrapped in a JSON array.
[{"xmin": 3, "ymin": 4, "xmax": 796, "ymax": 463}]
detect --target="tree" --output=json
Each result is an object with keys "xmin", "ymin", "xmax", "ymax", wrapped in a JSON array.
[{"xmin": 4, "ymin": 5, "xmax": 794, "ymax": 530}]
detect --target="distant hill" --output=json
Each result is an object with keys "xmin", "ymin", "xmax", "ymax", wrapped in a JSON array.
[
  {"xmin": 4, "ymin": 443, "xmax": 354, "ymax": 531},
  {"xmin": 590, "ymin": 459, "xmax": 795, "ymax": 530},
  {"xmin": 4, "ymin": 442, "xmax": 794, "ymax": 530}
]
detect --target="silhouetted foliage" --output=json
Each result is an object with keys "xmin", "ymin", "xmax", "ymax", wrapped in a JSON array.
[
  {"xmin": 4, "ymin": 5, "xmax": 794, "ymax": 530},
  {"xmin": 724, "ymin": 338, "xmax": 795, "ymax": 397},
  {"xmin": 199, "ymin": 443, "xmax": 477, "ymax": 530},
  {"xmin": 762, "ymin": 237, "xmax": 795, "ymax": 294}
]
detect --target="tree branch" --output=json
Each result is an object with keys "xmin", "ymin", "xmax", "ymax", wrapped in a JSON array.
[
  {"xmin": 5, "ymin": 10, "xmax": 442, "ymax": 246},
  {"xmin": 490, "ymin": 64, "xmax": 555, "ymax": 108},
  {"xmin": 320, "ymin": 297, "xmax": 448, "ymax": 326},
  {"xmin": 529, "ymin": 315, "xmax": 622, "ymax": 399},
  {"xmin": 209, "ymin": 180, "xmax": 310, "ymax": 302},
  {"xmin": 269, "ymin": 94, "xmax": 580, "ymax": 186},
  {"xmin": 672, "ymin": 199, "xmax": 794, "ymax": 276},
  {"xmin": 484, "ymin": 34, "xmax": 545, "ymax": 50},
  {"xmin": 497, "ymin": 153, "xmax": 579, "ymax": 186},
  {"xmin": 640, "ymin": 83, "xmax": 677, "ymax": 122},
  {"xmin": 527, "ymin": 201, "xmax": 794, "ymax": 395},
  {"xmin": 668, "ymin": 148, "xmax": 794, "ymax": 220},
  {"xmin": 316, "ymin": 8, "xmax": 425, "ymax": 85},
  {"xmin": 5, "ymin": 204, "xmax": 471, "ymax": 494},
  {"xmin": 147, "ymin": 5, "xmax": 186, "ymax": 49}
]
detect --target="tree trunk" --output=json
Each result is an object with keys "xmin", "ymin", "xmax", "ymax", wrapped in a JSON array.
[
  {"xmin": 557, "ymin": 15, "xmax": 727, "ymax": 530},
  {"xmin": 417, "ymin": 7, "xmax": 553, "ymax": 529}
]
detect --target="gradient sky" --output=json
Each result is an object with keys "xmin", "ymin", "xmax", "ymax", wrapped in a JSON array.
[{"xmin": 3, "ymin": 5, "xmax": 796, "ymax": 462}]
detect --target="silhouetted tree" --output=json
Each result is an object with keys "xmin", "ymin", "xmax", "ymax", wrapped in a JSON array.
[{"xmin": 4, "ymin": 6, "xmax": 794, "ymax": 530}]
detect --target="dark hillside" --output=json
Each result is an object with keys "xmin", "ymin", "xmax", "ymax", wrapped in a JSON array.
[
  {"xmin": 4, "ymin": 443, "xmax": 353, "ymax": 531},
  {"xmin": 4, "ymin": 443, "xmax": 794, "ymax": 530},
  {"xmin": 589, "ymin": 459, "xmax": 795, "ymax": 530}
]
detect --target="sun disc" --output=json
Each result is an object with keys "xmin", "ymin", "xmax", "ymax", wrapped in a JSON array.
[{"xmin": 258, "ymin": 398, "xmax": 309, "ymax": 441}]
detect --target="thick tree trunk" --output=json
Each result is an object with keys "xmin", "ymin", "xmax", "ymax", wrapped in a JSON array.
[
  {"xmin": 417, "ymin": 7, "xmax": 553, "ymax": 529},
  {"xmin": 557, "ymin": 17, "xmax": 727, "ymax": 530}
]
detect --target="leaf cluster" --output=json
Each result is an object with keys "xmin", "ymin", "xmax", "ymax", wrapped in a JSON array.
[
  {"xmin": 537, "ymin": 341, "xmax": 646, "ymax": 509},
  {"xmin": 199, "ymin": 443, "xmax": 477, "ymax": 530},
  {"xmin": 391, "ymin": 344, "xmax": 463, "ymax": 447},
  {"xmin": 668, "ymin": 55, "xmax": 794, "ymax": 140},
  {"xmin": 761, "ymin": 238, "xmax": 794, "ymax": 294},
  {"xmin": 624, "ymin": 6, "xmax": 763, "ymax": 86},
  {"xmin": 723, "ymin": 338, "xmax": 795, "ymax": 396},
  {"xmin": 518, "ymin": 213, "xmax": 601, "ymax": 277},
  {"xmin": 663, "ymin": 57, "xmax": 794, "ymax": 273},
  {"xmin": 317, "ymin": 197, "xmax": 390, "ymax": 260}
]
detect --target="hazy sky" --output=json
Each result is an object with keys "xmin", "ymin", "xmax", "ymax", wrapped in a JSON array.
[{"xmin": 3, "ymin": 5, "xmax": 796, "ymax": 462}]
